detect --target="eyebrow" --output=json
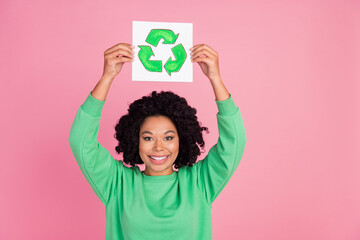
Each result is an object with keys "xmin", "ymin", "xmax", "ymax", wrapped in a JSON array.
[{"xmin": 141, "ymin": 130, "xmax": 176, "ymax": 135}]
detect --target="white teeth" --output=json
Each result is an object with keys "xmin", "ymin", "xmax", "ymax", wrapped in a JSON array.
[{"xmin": 150, "ymin": 156, "xmax": 168, "ymax": 161}]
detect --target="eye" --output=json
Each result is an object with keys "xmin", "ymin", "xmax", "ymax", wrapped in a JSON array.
[
  {"xmin": 165, "ymin": 136, "xmax": 174, "ymax": 141},
  {"xmin": 143, "ymin": 136, "xmax": 152, "ymax": 141}
]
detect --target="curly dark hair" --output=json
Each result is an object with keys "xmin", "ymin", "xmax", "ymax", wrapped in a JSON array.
[{"xmin": 114, "ymin": 91, "xmax": 209, "ymax": 169}]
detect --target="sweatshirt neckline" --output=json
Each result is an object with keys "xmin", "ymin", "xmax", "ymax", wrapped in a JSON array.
[{"xmin": 142, "ymin": 171, "xmax": 178, "ymax": 181}]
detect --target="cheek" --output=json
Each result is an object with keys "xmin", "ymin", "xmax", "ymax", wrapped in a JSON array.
[
  {"xmin": 170, "ymin": 140, "xmax": 180, "ymax": 153},
  {"xmin": 138, "ymin": 141, "xmax": 150, "ymax": 155}
]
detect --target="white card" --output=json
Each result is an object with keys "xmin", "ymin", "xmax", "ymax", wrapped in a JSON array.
[{"xmin": 132, "ymin": 21, "xmax": 193, "ymax": 82}]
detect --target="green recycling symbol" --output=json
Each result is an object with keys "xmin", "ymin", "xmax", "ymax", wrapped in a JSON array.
[{"xmin": 138, "ymin": 29, "xmax": 187, "ymax": 76}]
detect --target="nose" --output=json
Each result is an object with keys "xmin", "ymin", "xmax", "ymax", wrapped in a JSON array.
[{"xmin": 153, "ymin": 139, "xmax": 164, "ymax": 151}]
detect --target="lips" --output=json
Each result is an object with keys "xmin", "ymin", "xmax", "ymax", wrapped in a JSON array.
[{"xmin": 148, "ymin": 155, "xmax": 169, "ymax": 165}]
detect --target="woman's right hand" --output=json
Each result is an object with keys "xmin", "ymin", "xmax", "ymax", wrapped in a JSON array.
[{"xmin": 102, "ymin": 43, "xmax": 134, "ymax": 79}]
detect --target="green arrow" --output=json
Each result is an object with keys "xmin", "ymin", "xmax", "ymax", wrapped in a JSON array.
[
  {"xmin": 138, "ymin": 45, "xmax": 162, "ymax": 72},
  {"xmin": 164, "ymin": 44, "xmax": 187, "ymax": 76},
  {"xmin": 145, "ymin": 29, "xmax": 179, "ymax": 47}
]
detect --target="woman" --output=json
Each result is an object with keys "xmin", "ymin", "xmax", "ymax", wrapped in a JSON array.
[{"xmin": 68, "ymin": 43, "xmax": 247, "ymax": 240}]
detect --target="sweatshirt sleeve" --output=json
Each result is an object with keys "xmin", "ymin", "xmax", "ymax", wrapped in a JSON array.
[
  {"xmin": 68, "ymin": 91, "xmax": 123, "ymax": 205},
  {"xmin": 195, "ymin": 94, "xmax": 247, "ymax": 205}
]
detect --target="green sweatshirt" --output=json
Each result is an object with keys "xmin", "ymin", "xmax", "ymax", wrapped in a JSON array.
[{"xmin": 68, "ymin": 91, "xmax": 247, "ymax": 240}]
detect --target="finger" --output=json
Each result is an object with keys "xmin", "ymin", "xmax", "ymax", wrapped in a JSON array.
[
  {"xmin": 191, "ymin": 44, "xmax": 218, "ymax": 57},
  {"xmin": 191, "ymin": 49, "xmax": 216, "ymax": 61},
  {"xmin": 191, "ymin": 45, "xmax": 216, "ymax": 58},
  {"xmin": 113, "ymin": 56, "xmax": 134, "ymax": 64},
  {"xmin": 104, "ymin": 43, "xmax": 134, "ymax": 55},
  {"xmin": 190, "ymin": 44, "xmax": 203, "ymax": 51},
  {"xmin": 192, "ymin": 56, "xmax": 211, "ymax": 64},
  {"xmin": 107, "ymin": 48, "xmax": 134, "ymax": 59},
  {"xmin": 105, "ymin": 43, "xmax": 133, "ymax": 54}
]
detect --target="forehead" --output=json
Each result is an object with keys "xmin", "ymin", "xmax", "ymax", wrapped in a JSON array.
[{"xmin": 140, "ymin": 115, "xmax": 177, "ymax": 132}]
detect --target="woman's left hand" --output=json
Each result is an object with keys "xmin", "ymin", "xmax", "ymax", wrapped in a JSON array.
[{"xmin": 190, "ymin": 44, "xmax": 221, "ymax": 82}]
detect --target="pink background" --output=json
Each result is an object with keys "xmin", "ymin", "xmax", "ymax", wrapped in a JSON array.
[{"xmin": 1, "ymin": 0, "xmax": 359, "ymax": 239}]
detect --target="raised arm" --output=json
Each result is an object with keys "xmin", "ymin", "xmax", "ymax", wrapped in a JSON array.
[
  {"xmin": 191, "ymin": 44, "xmax": 247, "ymax": 204},
  {"xmin": 190, "ymin": 44, "xmax": 229, "ymax": 101},
  {"xmin": 92, "ymin": 43, "xmax": 134, "ymax": 101},
  {"xmin": 68, "ymin": 43, "xmax": 134, "ymax": 205}
]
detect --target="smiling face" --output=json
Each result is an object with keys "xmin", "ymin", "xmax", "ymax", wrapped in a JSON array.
[{"xmin": 139, "ymin": 115, "xmax": 179, "ymax": 176}]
